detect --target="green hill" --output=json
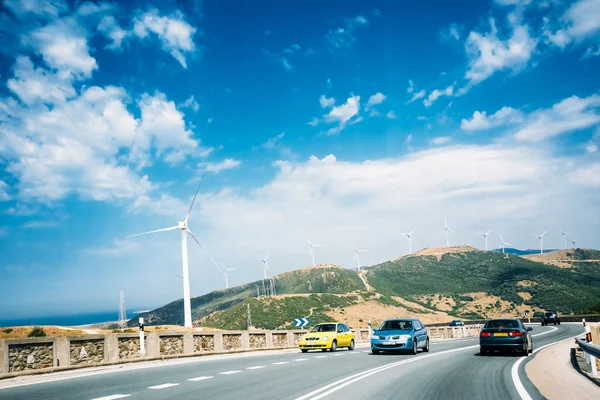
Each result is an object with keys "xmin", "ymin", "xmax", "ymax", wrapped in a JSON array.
[{"xmin": 130, "ymin": 248, "xmax": 600, "ymax": 328}]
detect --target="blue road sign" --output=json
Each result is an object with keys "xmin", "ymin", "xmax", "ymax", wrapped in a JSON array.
[{"xmin": 294, "ymin": 318, "xmax": 309, "ymax": 327}]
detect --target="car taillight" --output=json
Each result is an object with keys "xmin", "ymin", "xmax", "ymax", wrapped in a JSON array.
[
  {"xmin": 480, "ymin": 332, "xmax": 492, "ymax": 337},
  {"xmin": 509, "ymin": 331, "xmax": 523, "ymax": 337}
]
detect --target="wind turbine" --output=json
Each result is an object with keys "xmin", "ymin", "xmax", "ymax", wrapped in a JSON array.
[
  {"xmin": 352, "ymin": 245, "xmax": 368, "ymax": 271},
  {"xmin": 220, "ymin": 263, "xmax": 235, "ymax": 289},
  {"xmin": 571, "ymin": 239, "xmax": 576, "ymax": 249},
  {"xmin": 126, "ymin": 174, "xmax": 217, "ymax": 329},
  {"xmin": 260, "ymin": 253, "xmax": 276, "ymax": 296},
  {"xmin": 401, "ymin": 229, "xmax": 415, "ymax": 254},
  {"xmin": 561, "ymin": 229, "xmax": 571, "ymax": 250},
  {"xmin": 307, "ymin": 238, "xmax": 322, "ymax": 266},
  {"xmin": 481, "ymin": 230, "xmax": 492, "ymax": 251},
  {"xmin": 499, "ymin": 234, "xmax": 511, "ymax": 254},
  {"xmin": 533, "ymin": 231, "xmax": 546, "ymax": 254},
  {"xmin": 444, "ymin": 218, "xmax": 455, "ymax": 247}
]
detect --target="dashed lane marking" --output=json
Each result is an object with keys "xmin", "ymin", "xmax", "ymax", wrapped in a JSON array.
[
  {"xmin": 188, "ymin": 376, "xmax": 214, "ymax": 381},
  {"xmin": 273, "ymin": 361, "xmax": 289, "ymax": 365},
  {"xmin": 91, "ymin": 395, "xmax": 131, "ymax": 400},
  {"xmin": 293, "ymin": 358, "xmax": 308, "ymax": 362},
  {"xmin": 148, "ymin": 383, "xmax": 179, "ymax": 390},
  {"xmin": 315, "ymin": 356, "xmax": 328, "ymax": 358},
  {"xmin": 219, "ymin": 370, "xmax": 242, "ymax": 375},
  {"xmin": 246, "ymin": 366, "xmax": 266, "ymax": 370}
]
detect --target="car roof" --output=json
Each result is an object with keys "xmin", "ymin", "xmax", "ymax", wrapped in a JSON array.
[{"xmin": 384, "ymin": 318, "xmax": 417, "ymax": 322}]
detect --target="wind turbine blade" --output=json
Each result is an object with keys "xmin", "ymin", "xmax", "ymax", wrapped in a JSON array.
[
  {"xmin": 448, "ymin": 228, "xmax": 456, "ymax": 234},
  {"xmin": 265, "ymin": 253, "xmax": 270, "ymax": 261},
  {"xmin": 187, "ymin": 228, "xmax": 221, "ymax": 271},
  {"xmin": 504, "ymin": 242, "xmax": 512, "ymax": 246},
  {"xmin": 185, "ymin": 173, "xmax": 205, "ymax": 223},
  {"xmin": 409, "ymin": 228, "xmax": 415, "ymax": 235},
  {"xmin": 444, "ymin": 218, "xmax": 448, "ymax": 228},
  {"xmin": 126, "ymin": 226, "xmax": 179, "ymax": 238},
  {"xmin": 541, "ymin": 231, "xmax": 546, "ymax": 237},
  {"xmin": 532, "ymin": 233, "xmax": 538, "ymax": 238},
  {"xmin": 306, "ymin": 238, "xmax": 312, "ymax": 246},
  {"xmin": 313, "ymin": 244, "xmax": 322, "ymax": 247},
  {"xmin": 485, "ymin": 230, "xmax": 492, "ymax": 235}
]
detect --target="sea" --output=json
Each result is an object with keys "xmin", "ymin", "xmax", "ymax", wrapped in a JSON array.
[{"xmin": 0, "ymin": 311, "xmax": 121, "ymax": 328}]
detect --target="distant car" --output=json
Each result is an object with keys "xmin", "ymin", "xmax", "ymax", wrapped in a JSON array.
[
  {"xmin": 541, "ymin": 311, "xmax": 560, "ymax": 326},
  {"xmin": 371, "ymin": 318, "xmax": 429, "ymax": 355},
  {"xmin": 449, "ymin": 320, "xmax": 465, "ymax": 327},
  {"xmin": 298, "ymin": 323, "xmax": 355, "ymax": 353},
  {"xmin": 480, "ymin": 318, "xmax": 533, "ymax": 356}
]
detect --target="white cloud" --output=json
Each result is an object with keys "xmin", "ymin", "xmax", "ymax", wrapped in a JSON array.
[
  {"xmin": 405, "ymin": 134, "xmax": 413, "ymax": 144},
  {"xmin": 21, "ymin": 220, "xmax": 61, "ymax": 229},
  {"xmin": 563, "ymin": 0, "xmax": 600, "ymax": 40},
  {"xmin": 407, "ymin": 80, "xmax": 414, "ymax": 93},
  {"xmin": 25, "ymin": 17, "xmax": 98, "ymax": 79},
  {"xmin": 423, "ymin": 85, "xmax": 454, "ymax": 107},
  {"xmin": 408, "ymin": 89, "xmax": 426, "ymax": 103},
  {"xmin": 0, "ymin": 181, "xmax": 10, "ymax": 201},
  {"xmin": 582, "ymin": 45, "xmax": 600, "ymax": 59},
  {"xmin": 4, "ymin": 0, "xmax": 68, "ymax": 19},
  {"xmin": 98, "ymin": 15, "xmax": 128, "ymax": 50},
  {"xmin": 417, "ymin": 116, "xmax": 428, "ymax": 121},
  {"xmin": 430, "ymin": 136, "xmax": 452, "ymax": 145},
  {"xmin": 462, "ymin": 94, "xmax": 600, "ymax": 142},
  {"xmin": 283, "ymin": 43, "xmax": 301, "ymax": 54},
  {"xmin": 307, "ymin": 117, "xmax": 320, "ymax": 127},
  {"xmin": 201, "ymin": 158, "xmax": 242, "ymax": 173},
  {"xmin": 322, "ymin": 95, "xmax": 361, "ymax": 135},
  {"xmin": 366, "ymin": 92, "xmax": 386, "ymax": 110},
  {"xmin": 568, "ymin": 163, "xmax": 600, "ymax": 187},
  {"xmin": 326, "ymin": 15, "xmax": 369, "ymax": 51},
  {"xmin": 585, "ymin": 142, "xmax": 598, "ymax": 153},
  {"xmin": 319, "ymin": 95, "xmax": 335, "ymax": 108},
  {"xmin": 386, "ymin": 111, "xmax": 397, "ymax": 119},
  {"xmin": 441, "ymin": 23, "xmax": 461, "ymax": 41},
  {"xmin": 83, "ymin": 238, "xmax": 139, "ymax": 256},
  {"xmin": 494, "ymin": 0, "xmax": 532, "ymax": 5},
  {"xmin": 461, "ymin": 106, "xmax": 524, "ymax": 131},
  {"xmin": 464, "ymin": 14, "xmax": 537, "ymax": 86},
  {"xmin": 133, "ymin": 8, "xmax": 196, "ymax": 68},
  {"xmin": 179, "ymin": 95, "xmax": 200, "ymax": 112}
]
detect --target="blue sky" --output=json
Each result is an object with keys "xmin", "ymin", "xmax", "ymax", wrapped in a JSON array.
[{"xmin": 0, "ymin": 0, "xmax": 599, "ymax": 319}]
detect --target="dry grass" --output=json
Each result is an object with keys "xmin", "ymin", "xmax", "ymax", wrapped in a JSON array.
[
  {"xmin": 398, "ymin": 245, "xmax": 480, "ymax": 261},
  {"xmin": 459, "ymin": 292, "xmax": 543, "ymax": 319},
  {"xmin": 418, "ymin": 294, "xmax": 456, "ymax": 311},
  {"xmin": 518, "ymin": 292, "xmax": 533, "ymax": 300},
  {"xmin": 517, "ymin": 280, "xmax": 537, "ymax": 287},
  {"xmin": 0, "ymin": 326, "xmax": 88, "ymax": 339},
  {"xmin": 524, "ymin": 249, "xmax": 600, "ymax": 268}
]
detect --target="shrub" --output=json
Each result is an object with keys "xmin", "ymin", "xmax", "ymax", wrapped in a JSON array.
[
  {"xmin": 3, "ymin": 328, "xmax": 13, "ymax": 334},
  {"xmin": 459, "ymin": 295, "xmax": 474, "ymax": 302},
  {"xmin": 28, "ymin": 326, "xmax": 46, "ymax": 337}
]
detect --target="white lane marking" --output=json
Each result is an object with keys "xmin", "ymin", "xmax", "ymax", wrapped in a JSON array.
[
  {"xmin": 315, "ymin": 356, "xmax": 328, "ymax": 358},
  {"xmin": 348, "ymin": 352, "xmax": 360, "ymax": 355},
  {"xmin": 219, "ymin": 370, "xmax": 242, "ymax": 375},
  {"xmin": 332, "ymin": 353, "xmax": 343, "ymax": 356},
  {"xmin": 246, "ymin": 366, "xmax": 266, "ymax": 370},
  {"xmin": 273, "ymin": 361, "xmax": 289, "ymax": 365},
  {"xmin": 91, "ymin": 395, "xmax": 131, "ymax": 400},
  {"xmin": 293, "ymin": 358, "xmax": 308, "ymax": 362},
  {"xmin": 511, "ymin": 331, "xmax": 582, "ymax": 400},
  {"xmin": 148, "ymin": 383, "xmax": 179, "ymax": 390},
  {"xmin": 531, "ymin": 326, "xmax": 558, "ymax": 337},
  {"xmin": 188, "ymin": 376, "xmax": 214, "ymax": 381},
  {"xmin": 295, "ymin": 344, "xmax": 479, "ymax": 400}
]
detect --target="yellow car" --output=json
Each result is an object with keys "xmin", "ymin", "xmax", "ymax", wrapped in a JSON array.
[{"xmin": 298, "ymin": 322, "xmax": 355, "ymax": 352}]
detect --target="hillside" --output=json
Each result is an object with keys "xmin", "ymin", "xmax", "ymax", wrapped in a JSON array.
[{"xmin": 131, "ymin": 248, "xmax": 600, "ymax": 329}]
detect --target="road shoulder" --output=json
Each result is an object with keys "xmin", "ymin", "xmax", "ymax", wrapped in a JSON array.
[{"xmin": 525, "ymin": 337, "xmax": 600, "ymax": 400}]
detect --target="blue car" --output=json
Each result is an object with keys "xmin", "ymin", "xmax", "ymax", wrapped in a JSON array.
[{"xmin": 371, "ymin": 318, "xmax": 429, "ymax": 354}]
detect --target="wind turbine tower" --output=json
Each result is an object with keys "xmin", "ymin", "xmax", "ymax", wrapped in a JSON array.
[
  {"xmin": 499, "ymin": 234, "xmax": 511, "ymax": 254},
  {"xmin": 306, "ymin": 238, "xmax": 322, "ymax": 266},
  {"xmin": 482, "ymin": 230, "xmax": 492, "ymax": 251},
  {"xmin": 444, "ymin": 218, "xmax": 455, "ymax": 247},
  {"xmin": 561, "ymin": 229, "xmax": 571, "ymax": 250},
  {"xmin": 126, "ymin": 174, "xmax": 219, "ymax": 329},
  {"xmin": 352, "ymin": 245, "xmax": 368, "ymax": 271},
  {"xmin": 220, "ymin": 263, "xmax": 235, "ymax": 289},
  {"xmin": 533, "ymin": 231, "xmax": 546, "ymax": 254},
  {"xmin": 401, "ymin": 229, "xmax": 415, "ymax": 254},
  {"xmin": 118, "ymin": 291, "xmax": 127, "ymax": 329}
]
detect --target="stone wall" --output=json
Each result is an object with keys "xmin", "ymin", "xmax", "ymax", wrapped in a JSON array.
[
  {"xmin": 272, "ymin": 333, "xmax": 287, "ymax": 348},
  {"xmin": 70, "ymin": 339, "xmax": 104, "ymax": 366},
  {"xmin": 193, "ymin": 335, "xmax": 214, "ymax": 352},
  {"xmin": 293, "ymin": 333, "xmax": 303, "ymax": 346},
  {"xmin": 223, "ymin": 334, "xmax": 241, "ymax": 351},
  {"xmin": 118, "ymin": 337, "xmax": 142, "ymax": 359},
  {"xmin": 159, "ymin": 336, "xmax": 184, "ymax": 355},
  {"xmin": 9, "ymin": 343, "xmax": 53, "ymax": 372},
  {"xmin": 360, "ymin": 330, "xmax": 369, "ymax": 341},
  {"xmin": 249, "ymin": 334, "xmax": 266, "ymax": 349}
]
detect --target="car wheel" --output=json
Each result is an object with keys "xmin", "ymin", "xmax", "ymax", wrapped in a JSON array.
[
  {"xmin": 330, "ymin": 340, "xmax": 337, "ymax": 352},
  {"xmin": 349, "ymin": 339, "xmax": 355, "ymax": 351},
  {"xmin": 321, "ymin": 349, "xmax": 327, "ymax": 352},
  {"xmin": 480, "ymin": 347, "xmax": 488, "ymax": 356},
  {"xmin": 558, "ymin": 322, "xmax": 560, "ymax": 325},
  {"xmin": 372, "ymin": 349, "xmax": 380, "ymax": 355},
  {"xmin": 423, "ymin": 338, "xmax": 430, "ymax": 352},
  {"xmin": 411, "ymin": 339, "xmax": 418, "ymax": 355},
  {"xmin": 301, "ymin": 349, "xmax": 308, "ymax": 353}
]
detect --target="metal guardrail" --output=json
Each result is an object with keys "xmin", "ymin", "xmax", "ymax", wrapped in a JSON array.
[{"xmin": 575, "ymin": 337, "xmax": 599, "ymax": 377}]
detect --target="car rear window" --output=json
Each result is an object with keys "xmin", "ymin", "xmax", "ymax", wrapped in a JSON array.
[
  {"xmin": 545, "ymin": 312, "xmax": 555, "ymax": 316},
  {"xmin": 311, "ymin": 324, "xmax": 336, "ymax": 332},
  {"xmin": 484, "ymin": 320, "xmax": 519, "ymax": 329}
]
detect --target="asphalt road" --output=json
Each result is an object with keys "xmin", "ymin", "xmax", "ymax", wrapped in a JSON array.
[{"xmin": 0, "ymin": 324, "xmax": 583, "ymax": 400}]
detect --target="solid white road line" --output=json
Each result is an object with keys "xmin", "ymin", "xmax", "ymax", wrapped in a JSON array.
[
  {"xmin": 188, "ymin": 376, "xmax": 214, "ymax": 381},
  {"xmin": 332, "ymin": 354, "xmax": 343, "ymax": 356},
  {"xmin": 295, "ymin": 344, "xmax": 479, "ymax": 400},
  {"xmin": 91, "ymin": 395, "xmax": 131, "ymax": 400},
  {"xmin": 314, "ymin": 356, "xmax": 328, "ymax": 358},
  {"xmin": 148, "ymin": 383, "xmax": 179, "ymax": 390},
  {"xmin": 511, "ymin": 331, "xmax": 581, "ymax": 400},
  {"xmin": 219, "ymin": 370, "xmax": 242, "ymax": 375},
  {"xmin": 531, "ymin": 326, "xmax": 558, "ymax": 337},
  {"xmin": 246, "ymin": 366, "xmax": 266, "ymax": 370},
  {"xmin": 273, "ymin": 361, "xmax": 289, "ymax": 365}
]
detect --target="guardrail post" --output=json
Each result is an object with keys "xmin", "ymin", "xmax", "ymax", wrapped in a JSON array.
[{"xmin": 368, "ymin": 320, "xmax": 372, "ymax": 339}]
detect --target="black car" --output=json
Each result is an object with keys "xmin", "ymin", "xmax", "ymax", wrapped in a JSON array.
[
  {"xmin": 541, "ymin": 311, "xmax": 560, "ymax": 326},
  {"xmin": 449, "ymin": 320, "xmax": 465, "ymax": 327},
  {"xmin": 480, "ymin": 318, "xmax": 533, "ymax": 356}
]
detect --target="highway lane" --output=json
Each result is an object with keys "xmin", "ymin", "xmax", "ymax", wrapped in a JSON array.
[
  {"xmin": 0, "ymin": 325, "xmax": 580, "ymax": 400},
  {"xmin": 297, "ymin": 324, "xmax": 582, "ymax": 400}
]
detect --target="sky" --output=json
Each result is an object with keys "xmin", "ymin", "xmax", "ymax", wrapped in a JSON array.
[{"xmin": 0, "ymin": 0, "xmax": 599, "ymax": 319}]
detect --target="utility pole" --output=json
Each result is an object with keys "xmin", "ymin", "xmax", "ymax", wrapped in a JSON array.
[{"xmin": 247, "ymin": 303, "xmax": 252, "ymax": 329}]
